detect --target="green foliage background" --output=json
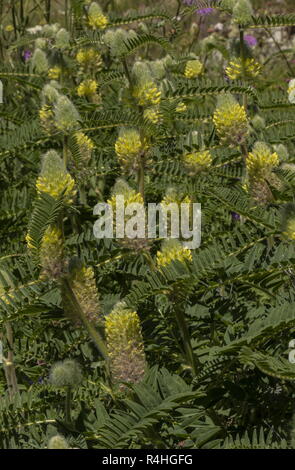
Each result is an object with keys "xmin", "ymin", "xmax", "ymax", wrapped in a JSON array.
[{"xmin": 1, "ymin": 0, "xmax": 295, "ymax": 449}]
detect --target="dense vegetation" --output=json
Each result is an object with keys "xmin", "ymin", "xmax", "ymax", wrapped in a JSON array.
[{"xmin": 1, "ymin": 0, "xmax": 295, "ymax": 449}]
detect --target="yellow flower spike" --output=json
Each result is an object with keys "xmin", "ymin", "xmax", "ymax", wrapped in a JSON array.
[
  {"xmin": 105, "ymin": 302, "xmax": 146, "ymax": 386},
  {"xmin": 40, "ymin": 226, "xmax": 64, "ymax": 279},
  {"xmin": 77, "ymin": 79, "xmax": 98, "ymax": 97},
  {"xmin": 246, "ymin": 142, "xmax": 279, "ymax": 176},
  {"xmin": 226, "ymin": 58, "xmax": 261, "ymax": 80},
  {"xmin": 213, "ymin": 94, "xmax": 249, "ymax": 146},
  {"xmin": 283, "ymin": 218, "xmax": 295, "ymax": 241},
  {"xmin": 176, "ymin": 102, "xmax": 187, "ymax": 113},
  {"xmin": 156, "ymin": 239, "xmax": 192, "ymax": 267},
  {"xmin": 71, "ymin": 266, "xmax": 101, "ymax": 326},
  {"xmin": 76, "ymin": 48, "xmax": 102, "ymax": 67},
  {"xmin": 88, "ymin": 2, "xmax": 108, "ymax": 29},
  {"xmin": 115, "ymin": 129, "xmax": 148, "ymax": 169},
  {"xmin": 184, "ymin": 59, "xmax": 203, "ymax": 78},
  {"xmin": 48, "ymin": 66, "xmax": 62, "ymax": 80},
  {"xmin": 36, "ymin": 150, "xmax": 76, "ymax": 204},
  {"xmin": 143, "ymin": 107, "xmax": 162, "ymax": 124},
  {"xmin": 133, "ymin": 81, "xmax": 161, "ymax": 107},
  {"xmin": 183, "ymin": 150, "xmax": 212, "ymax": 174}
]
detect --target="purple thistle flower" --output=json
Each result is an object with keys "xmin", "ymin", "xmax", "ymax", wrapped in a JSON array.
[
  {"xmin": 23, "ymin": 49, "xmax": 32, "ymax": 61},
  {"xmin": 183, "ymin": 0, "xmax": 196, "ymax": 5},
  {"xmin": 244, "ymin": 35, "xmax": 257, "ymax": 47},
  {"xmin": 196, "ymin": 7, "xmax": 214, "ymax": 15}
]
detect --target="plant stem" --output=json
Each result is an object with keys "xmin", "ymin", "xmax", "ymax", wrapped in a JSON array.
[
  {"xmin": 174, "ymin": 304, "xmax": 197, "ymax": 376},
  {"xmin": 239, "ymin": 27, "xmax": 248, "ymax": 110},
  {"xmin": 65, "ymin": 386, "xmax": 72, "ymax": 424},
  {"xmin": 61, "ymin": 278, "xmax": 109, "ymax": 361},
  {"xmin": 138, "ymin": 153, "xmax": 145, "ymax": 200},
  {"xmin": 3, "ymin": 323, "xmax": 19, "ymax": 398}
]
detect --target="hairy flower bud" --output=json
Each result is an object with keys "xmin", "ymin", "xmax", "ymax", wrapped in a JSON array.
[
  {"xmin": 105, "ymin": 302, "xmax": 146, "ymax": 386},
  {"xmin": 55, "ymin": 28, "xmax": 70, "ymax": 49},
  {"xmin": 251, "ymin": 114, "xmax": 265, "ymax": 131},
  {"xmin": 31, "ymin": 48, "xmax": 49, "ymax": 73},
  {"xmin": 49, "ymin": 359, "xmax": 83, "ymax": 388},
  {"xmin": 232, "ymin": 0, "xmax": 253, "ymax": 27},
  {"xmin": 48, "ymin": 435, "xmax": 69, "ymax": 449},
  {"xmin": 54, "ymin": 95, "xmax": 80, "ymax": 133}
]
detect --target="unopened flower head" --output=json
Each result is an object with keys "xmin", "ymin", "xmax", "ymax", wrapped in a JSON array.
[
  {"xmin": 184, "ymin": 59, "xmax": 203, "ymax": 78},
  {"xmin": 41, "ymin": 82, "xmax": 61, "ymax": 104},
  {"xmin": 213, "ymin": 94, "xmax": 249, "ymax": 145},
  {"xmin": 54, "ymin": 95, "xmax": 80, "ymax": 133},
  {"xmin": 104, "ymin": 29, "xmax": 137, "ymax": 57},
  {"xmin": 232, "ymin": 0, "xmax": 253, "ymax": 27},
  {"xmin": 37, "ymin": 150, "xmax": 76, "ymax": 203},
  {"xmin": 105, "ymin": 302, "xmax": 146, "ymax": 386},
  {"xmin": 273, "ymin": 144, "xmax": 289, "ymax": 161},
  {"xmin": 49, "ymin": 359, "xmax": 83, "ymax": 388},
  {"xmin": 55, "ymin": 28, "xmax": 70, "ymax": 49},
  {"xmin": 88, "ymin": 2, "xmax": 108, "ymax": 29},
  {"xmin": 220, "ymin": 0, "xmax": 235, "ymax": 12},
  {"xmin": 251, "ymin": 114, "xmax": 265, "ymax": 131},
  {"xmin": 31, "ymin": 48, "xmax": 49, "ymax": 73},
  {"xmin": 247, "ymin": 141, "xmax": 279, "ymax": 176},
  {"xmin": 226, "ymin": 58, "xmax": 261, "ymax": 80},
  {"xmin": 48, "ymin": 435, "xmax": 69, "ymax": 449},
  {"xmin": 156, "ymin": 239, "xmax": 192, "ymax": 267}
]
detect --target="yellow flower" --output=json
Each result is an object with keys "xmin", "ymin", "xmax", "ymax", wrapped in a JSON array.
[
  {"xmin": 133, "ymin": 81, "xmax": 161, "ymax": 106},
  {"xmin": 71, "ymin": 266, "xmax": 101, "ymax": 325},
  {"xmin": 156, "ymin": 239, "xmax": 192, "ymax": 267},
  {"xmin": 143, "ymin": 107, "xmax": 162, "ymax": 124},
  {"xmin": 48, "ymin": 66, "xmax": 62, "ymax": 79},
  {"xmin": 76, "ymin": 48, "xmax": 102, "ymax": 67},
  {"xmin": 184, "ymin": 59, "xmax": 203, "ymax": 78},
  {"xmin": 176, "ymin": 102, "xmax": 187, "ymax": 113},
  {"xmin": 247, "ymin": 142, "xmax": 279, "ymax": 176},
  {"xmin": 77, "ymin": 79, "xmax": 98, "ymax": 97},
  {"xmin": 183, "ymin": 150, "xmax": 212, "ymax": 173},
  {"xmin": 5, "ymin": 24, "xmax": 14, "ymax": 32},
  {"xmin": 75, "ymin": 131, "xmax": 94, "ymax": 151},
  {"xmin": 115, "ymin": 129, "xmax": 148, "ymax": 169},
  {"xmin": 105, "ymin": 302, "xmax": 146, "ymax": 386},
  {"xmin": 226, "ymin": 58, "xmax": 261, "ymax": 80},
  {"xmin": 40, "ymin": 226, "xmax": 64, "ymax": 279},
  {"xmin": 37, "ymin": 150, "xmax": 76, "ymax": 204},
  {"xmin": 213, "ymin": 95, "xmax": 249, "ymax": 145},
  {"xmin": 283, "ymin": 218, "xmax": 295, "ymax": 240},
  {"xmin": 88, "ymin": 2, "xmax": 108, "ymax": 29}
]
